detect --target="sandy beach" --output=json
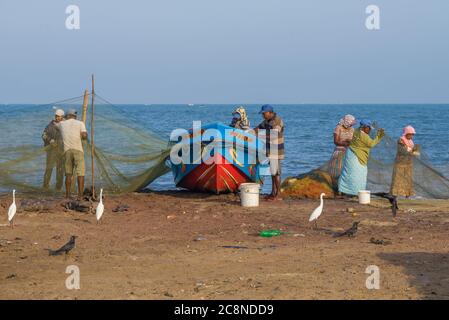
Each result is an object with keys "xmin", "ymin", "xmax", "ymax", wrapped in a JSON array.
[{"xmin": 1, "ymin": 191, "xmax": 449, "ymax": 300}]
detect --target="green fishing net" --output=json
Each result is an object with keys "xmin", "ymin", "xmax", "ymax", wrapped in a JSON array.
[
  {"xmin": 284, "ymin": 124, "xmax": 449, "ymax": 199},
  {"xmin": 365, "ymin": 126, "xmax": 449, "ymax": 199},
  {"xmin": 0, "ymin": 94, "xmax": 171, "ymax": 195},
  {"xmin": 1, "ymin": 98, "xmax": 449, "ymax": 199}
]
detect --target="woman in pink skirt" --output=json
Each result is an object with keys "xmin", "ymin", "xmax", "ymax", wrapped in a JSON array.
[{"xmin": 328, "ymin": 114, "xmax": 356, "ymax": 181}]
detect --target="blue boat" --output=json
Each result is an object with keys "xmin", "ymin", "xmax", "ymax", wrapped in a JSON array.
[{"xmin": 170, "ymin": 123, "xmax": 267, "ymax": 193}]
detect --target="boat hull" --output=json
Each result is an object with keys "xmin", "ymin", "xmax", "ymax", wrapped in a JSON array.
[{"xmin": 170, "ymin": 123, "xmax": 266, "ymax": 193}]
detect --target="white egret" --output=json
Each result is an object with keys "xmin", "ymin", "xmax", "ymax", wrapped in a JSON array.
[
  {"xmin": 7, "ymin": 190, "xmax": 17, "ymax": 228},
  {"xmin": 96, "ymin": 189, "xmax": 104, "ymax": 224},
  {"xmin": 309, "ymin": 193, "xmax": 325, "ymax": 229}
]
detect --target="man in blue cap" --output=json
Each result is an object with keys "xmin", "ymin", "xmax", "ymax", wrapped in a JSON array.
[{"xmin": 255, "ymin": 104, "xmax": 285, "ymax": 201}]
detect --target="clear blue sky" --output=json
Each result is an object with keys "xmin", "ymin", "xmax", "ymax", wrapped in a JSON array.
[{"xmin": 1, "ymin": 0, "xmax": 448, "ymax": 104}]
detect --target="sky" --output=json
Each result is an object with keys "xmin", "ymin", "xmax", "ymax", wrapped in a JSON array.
[{"xmin": 0, "ymin": 0, "xmax": 448, "ymax": 104}]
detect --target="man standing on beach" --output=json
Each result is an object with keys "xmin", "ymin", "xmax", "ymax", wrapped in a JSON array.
[
  {"xmin": 56, "ymin": 109, "xmax": 88, "ymax": 200},
  {"xmin": 255, "ymin": 104, "xmax": 285, "ymax": 201},
  {"xmin": 42, "ymin": 108, "xmax": 65, "ymax": 190}
]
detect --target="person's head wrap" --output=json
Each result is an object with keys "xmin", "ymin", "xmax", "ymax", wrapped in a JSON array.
[
  {"xmin": 401, "ymin": 125, "xmax": 416, "ymax": 151},
  {"xmin": 232, "ymin": 106, "xmax": 250, "ymax": 128},
  {"xmin": 339, "ymin": 114, "xmax": 356, "ymax": 129}
]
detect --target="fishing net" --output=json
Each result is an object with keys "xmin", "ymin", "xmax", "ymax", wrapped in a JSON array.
[
  {"xmin": 0, "ymin": 94, "xmax": 171, "ymax": 195},
  {"xmin": 282, "ymin": 125, "xmax": 449, "ymax": 199},
  {"xmin": 1, "ymin": 98, "xmax": 449, "ymax": 200}
]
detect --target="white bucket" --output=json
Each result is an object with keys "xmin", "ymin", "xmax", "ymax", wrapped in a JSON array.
[
  {"xmin": 239, "ymin": 183, "xmax": 261, "ymax": 207},
  {"xmin": 358, "ymin": 190, "xmax": 371, "ymax": 204}
]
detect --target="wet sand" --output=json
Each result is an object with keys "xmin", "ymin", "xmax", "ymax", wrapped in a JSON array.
[{"xmin": 1, "ymin": 191, "xmax": 449, "ymax": 300}]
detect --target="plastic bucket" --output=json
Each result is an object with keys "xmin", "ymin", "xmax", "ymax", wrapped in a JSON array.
[
  {"xmin": 358, "ymin": 190, "xmax": 371, "ymax": 204},
  {"xmin": 239, "ymin": 183, "xmax": 260, "ymax": 207}
]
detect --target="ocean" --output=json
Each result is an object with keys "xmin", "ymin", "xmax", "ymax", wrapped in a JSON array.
[{"xmin": 1, "ymin": 104, "xmax": 449, "ymax": 192}]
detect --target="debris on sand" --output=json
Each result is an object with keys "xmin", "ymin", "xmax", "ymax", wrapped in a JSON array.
[
  {"xmin": 63, "ymin": 201, "xmax": 90, "ymax": 213},
  {"xmin": 6, "ymin": 274, "xmax": 16, "ymax": 279},
  {"xmin": 0, "ymin": 239, "xmax": 12, "ymax": 246},
  {"xmin": 82, "ymin": 187, "xmax": 98, "ymax": 202},
  {"xmin": 20, "ymin": 199, "xmax": 53, "ymax": 212},
  {"xmin": 259, "ymin": 229, "xmax": 283, "ymax": 238},
  {"xmin": 112, "ymin": 204, "xmax": 130, "ymax": 213},
  {"xmin": 221, "ymin": 245, "xmax": 249, "ymax": 249},
  {"xmin": 370, "ymin": 237, "xmax": 392, "ymax": 246}
]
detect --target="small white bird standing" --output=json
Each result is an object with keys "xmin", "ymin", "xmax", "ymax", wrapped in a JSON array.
[
  {"xmin": 7, "ymin": 190, "xmax": 17, "ymax": 228},
  {"xmin": 96, "ymin": 188, "xmax": 105, "ymax": 224},
  {"xmin": 309, "ymin": 193, "xmax": 325, "ymax": 229}
]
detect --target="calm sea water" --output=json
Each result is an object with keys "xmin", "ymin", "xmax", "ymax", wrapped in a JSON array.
[{"xmin": 1, "ymin": 104, "xmax": 449, "ymax": 192}]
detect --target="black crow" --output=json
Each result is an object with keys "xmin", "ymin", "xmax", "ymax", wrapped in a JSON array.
[
  {"xmin": 46, "ymin": 236, "xmax": 77, "ymax": 256},
  {"xmin": 372, "ymin": 192, "xmax": 398, "ymax": 217},
  {"xmin": 334, "ymin": 222, "xmax": 359, "ymax": 238}
]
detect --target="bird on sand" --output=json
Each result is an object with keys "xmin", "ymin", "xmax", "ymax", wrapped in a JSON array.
[
  {"xmin": 7, "ymin": 190, "xmax": 17, "ymax": 228},
  {"xmin": 334, "ymin": 222, "xmax": 359, "ymax": 238},
  {"xmin": 309, "ymin": 193, "xmax": 325, "ymax": 229},
  {"xmin": 372, "ymin": 192, "xmax": 398, "ymax": 217},
  {"xmin": 96, "ymin": 188, "xmax": 104, "ymax": 224},
  {"xmin": 46, "ymin": 235, "xmax": 77, "ymax": 256}
]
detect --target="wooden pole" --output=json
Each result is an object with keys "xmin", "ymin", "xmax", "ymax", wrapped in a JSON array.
[
  {"xmin": 91, "ymin": 75, "xmax": 96, "ymax": 199},
  {"xmin": 81, "ymin": 89, "xmax": 89, "ymax": 124}
]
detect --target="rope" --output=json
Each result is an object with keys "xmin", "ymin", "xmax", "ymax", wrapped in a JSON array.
[{"xmin": 33, "ymin": 94, "xmax": 90, "ymax": 108}]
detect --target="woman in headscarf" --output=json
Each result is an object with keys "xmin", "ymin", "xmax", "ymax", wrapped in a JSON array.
[
  {"xmin": 328, "ymin": 114, "xmax": 356, "ymax": 180},
  {"xmin": 338, "ymin": 120, "xmax": 385, "ymax": 196},
  {"xmin": 230, "ymin": 106, "xmax": 250, "ymax": 131},
  {"xmin": 390, "ymin": 125, "xmax": 420, "ymax": 198}
]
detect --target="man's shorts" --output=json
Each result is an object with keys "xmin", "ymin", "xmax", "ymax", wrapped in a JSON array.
[
  {"xmin": 64, "ymin": 149, "xmax": 85, "ymax": 176},
  {"xmin": 269, "ymin": 158, "xmax": 282, "ymax": 176}
]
